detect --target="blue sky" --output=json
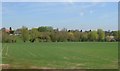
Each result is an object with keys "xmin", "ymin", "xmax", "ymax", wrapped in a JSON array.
[{"xmin": 2, "ymin": 2, "xmax": 118, "ymax": 31}]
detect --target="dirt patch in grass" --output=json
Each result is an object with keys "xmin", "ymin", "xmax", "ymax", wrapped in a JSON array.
[
  {"xmin": 0, "ymin": 64, "xmax": 10, "ymax": 69},
  {"xmin": 30, "ymin": 66, "xmax": 54, "ymax": 69}
]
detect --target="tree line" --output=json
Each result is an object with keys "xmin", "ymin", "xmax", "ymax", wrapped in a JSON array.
[{"xmin": 1, "ymin": 26, "xmax": 120, "ymax": 43}]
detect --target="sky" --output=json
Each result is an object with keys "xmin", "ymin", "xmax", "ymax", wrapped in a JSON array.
[
  {"xmin": 1, "ymin": 0, "xmax": 119, "ymax": 2},
  {"xmin": 2, "ymin": 2, "xmax": 118, "ymax": 31}
]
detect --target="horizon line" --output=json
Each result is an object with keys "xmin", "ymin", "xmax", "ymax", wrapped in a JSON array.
[{"xmin": 1, "ymin": 26, "xmax": 118, "ymax": 31}]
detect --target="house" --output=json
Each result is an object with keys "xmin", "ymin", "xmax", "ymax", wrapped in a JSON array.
[
  {"xmin": 1, "ymin": 28, "xmax": 10, "ymax": 33},
  {"xmin": 1, "ymin": 27, "xmax": 14, "ymax": 35},
  {"xmin": 5, "ymin": 29, "xmax": 10, "ymax": 33},
  {"xmin": 14, "ymin": 29, "xmax": 21, "ymax": 35}
]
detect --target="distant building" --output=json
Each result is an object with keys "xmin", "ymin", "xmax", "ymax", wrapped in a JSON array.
[
  {"xmin": 1, "ymin": 27, "xmax": 14, "ymax": 35},
  {"xmin": 5, "ymin": 29, "xmax": 10, "ymax": 33},
  {"xmin": 1, "ymin": 28, "xmax": 6, "ymax": 31},
  {"xmin": 1, "ymin": 27, "xmax": 10, "ymax": 33},
  {"xmin": 14, "ymin": 29, "xmax": 21, "ymax": 35}
]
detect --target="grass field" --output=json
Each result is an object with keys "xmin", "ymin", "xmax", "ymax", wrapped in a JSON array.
[{"xmin": 2, "ymin": 42, "xmax": 118, "ymax": 69}]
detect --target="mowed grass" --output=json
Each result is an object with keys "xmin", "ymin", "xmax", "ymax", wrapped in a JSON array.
[{"xmin": 2, "ymin": 42, "xmax": 118, "ymax": 69}]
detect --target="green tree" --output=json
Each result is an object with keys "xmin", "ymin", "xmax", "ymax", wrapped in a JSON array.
[
  {"xmin": 38, "ymin": 32, "xmax": 51, "ymax": 42},
  {"xmin": 0, "ymin": 31, "xmax": 2, "ymax": 42},
  {"xmin": 97, "ymin": 29, "xmax": 105, "ymax": 41},
  {"xmin": 2, "ymin": 31, "xmax": 16, "ymax": 43},
  {"xmin": 29, "ymin": 28, "xmax": 39, "ymax": 42},
  {"xmin": 21, "ymin": 26, "xmax": 29, "ymax": 42},
  {"xmin": 88, "ymin": 31, "xmax": 98, "ymax": 41},
  {"xmin": 74, "ymin": 31, "xmax": 81, "ymax": 41},
  {"xmin": 2, "ymin": 31, "xmax": 10, "ymax": 43},
  {"xmin": 118, "ymin": 30, "xmax": 120, "ymax": 41},
  {"xmin": 38, "ymin": 26, "xmax": 53, "ymax": 32},
  {"xmin": 67, "ymin": 32, "xmax": 75, "ymax": 42},
  {"xmin": 58, "ymin": 31, "xmax": 68, "ymax": 42},
  {"xmin": 9, "ymin": 35, "xmax": 16, "ymax": 43},
  {"xmin": 81, "ymin": 32, "xmax": 88, "ymax": 41},
  {"xmin": 112, "ymin": 31, "xmax": 118, "ymax": 41},
  {"xmin": 50, "ymin": 32, "xmax": 60, "ymax": 42}
]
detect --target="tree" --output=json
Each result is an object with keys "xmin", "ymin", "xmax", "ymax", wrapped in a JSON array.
[
  {"xmin": 2, "ymin": 31, "xmax": 10, "ymax": 43},
  {"xmin": 81, "ymin": 32, "xmax": 88, "ymax": 41},
  {"xmin": 0, "ymin": 31, "xmax": 1, "ymax": 42},
  {"xmin": 97, "ymin": 29, "xmax": 105, "ymax": 41},
  {"xmin": 29, "ymin": 28, "xmax": 39, "ymax": 42},
  {"xmin": 74, "ymin": 31, "xmax": 81, "ymax": 41},
  {"xmin": 9, "ymin": 35, "xmax": 16, "ymax": 43},
  {"xmin": 50, "ymin": 32, "xmax": 61, "ymax": 42},
  {"xmin": 2, "ymin": 30, "xmax": 16, "ymax": 43},
  {"xmin": 38, "ymin": 26, "xmax": 53, "ymax": 32},
  {"xmin": 88, "ymin": 30, "xmax": 98, "ymax": 41},
  {"xmin": 67, "ymin": 32, "xmax": 75, "ymax": 42},
  {"xmin": 118, "ymin": 31, "xmax": 120, "ymax": 41},
  {"xmin": 37, "ymin": 32, "xmax": 51, "ymax": 42},
  {"xmin": 58, "ymin": 31, "xmax": 68, "ymax": 42},
  {"xmin": 112, "ymin": 31, "xmax": 118, "ymax": 41},
  {"xmin": 50, "ymin": 32, "xmax": 57, "ymax": 42},
  {"xmin": 21, "ymin": 26, "xmax": 29, "ymax": 42}
]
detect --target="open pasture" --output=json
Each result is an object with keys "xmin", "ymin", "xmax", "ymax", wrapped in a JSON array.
[{"xmin": 2, "ymin": 42, "xmax": 118, "ymax": 69}]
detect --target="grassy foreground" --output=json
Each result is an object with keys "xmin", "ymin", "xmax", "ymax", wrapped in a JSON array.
[{"xmin": 2, "ymin": 42, "xmax": 118, "ymax": 69}]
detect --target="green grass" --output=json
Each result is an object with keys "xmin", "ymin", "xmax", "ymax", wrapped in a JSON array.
[{"xmin": 2, "ymin": 42, "xmax": 118, "ymax": 69}]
